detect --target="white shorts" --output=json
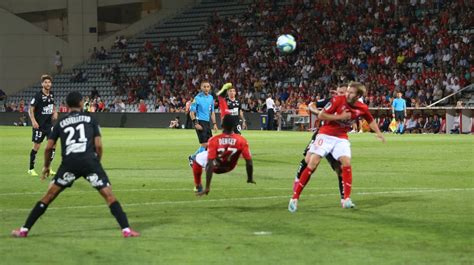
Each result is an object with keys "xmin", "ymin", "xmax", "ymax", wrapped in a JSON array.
[
  {"xmin": 195, "ymin": 151, "xmax": 208, "ymax": 167},
  {"xmin": 308, "ymin": 134, "xmax": 351, "ymax": 160}
]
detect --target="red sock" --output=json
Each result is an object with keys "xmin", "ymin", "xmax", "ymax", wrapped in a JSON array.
[
  {"xmin": 192, "ymin": 161, "xmax": 202, "ymax": 186},
  {"xmin": 341, "ymin": 166, "xmax": 352, "ymax": 199},
  {"xmin": 292, "ymin": 167, "xmax": 313, "ymax": 199}
]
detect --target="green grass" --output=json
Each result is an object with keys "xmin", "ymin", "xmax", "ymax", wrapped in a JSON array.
[{"xmin": 0, "ymin": 127, "xmax": 473, "ymax": 265}]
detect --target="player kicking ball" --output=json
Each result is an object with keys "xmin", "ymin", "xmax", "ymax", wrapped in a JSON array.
[
  {"xmin": 191, "ymin": 115, "xmax": 255, "ymax": 195},
  {"xmin": 288, "ymin": 82, "xmax": 385, "ymax": 213},
  {"xmin": 12, "ymin": 91, "xmax": 140, "ymax": 238}
]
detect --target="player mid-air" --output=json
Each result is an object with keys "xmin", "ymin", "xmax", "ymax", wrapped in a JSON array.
[
  {"xmin": 288, "ymin": 82, "xmax": 385, "ymax": 212},
  {"xmin": 217, "ymin": 82, "xmax": 247, "ymax": 134},
  {"xmin": 28, "ymin": 75, "xmax": 58, "ymax": 177},
  {"xmin": 293, "ymin": 84, "xmax": 349, "ymax": 204},
  {"xmin": 12, "ymin": 91, "xmax": 140, "ymax": 238},
  {"xmin": 191, "ymin": 115, "xmax": 255, "ymax": 195}
]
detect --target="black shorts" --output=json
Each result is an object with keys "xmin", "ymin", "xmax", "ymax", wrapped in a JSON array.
[
  {"xmin": 53, "ymin": 159, "xmax": 111, "ymax": 190},
  {"xmin": 233, "ymin": 118, "xmax": 242, "ymax": 134},
  {"xmin": 395, "ymin": 111, "xmax": 405, "ymax": 121},
  {"xmin": 195, "ymin": 120, "xmax": 212, "ymax": 144},
  {"xmin": 32, "ymin": 126, "xmax": 52, "ymax": 143}
]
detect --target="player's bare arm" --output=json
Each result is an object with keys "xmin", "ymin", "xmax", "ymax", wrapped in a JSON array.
[
  {"xmin": 368, "ymin": 120, "xmax": 386, "ymax": 143},
  {"xmin": 308, "ymin": 102, "xmax": 320, "ymax": 115},
  {"xmin": 95, "ymin": 136, "xmax": 103, "ymax": 161},
  {"xmin": 211, "ymin": 111, "xmax": 218, "ymax": 131},
  {"xmin": 240, "ymin": 110, "xmax": 247, "ymax": 129},
  {"xmin": 190, "ymin": 111, "xmax": 203, "ymax": 130},
  {"xmin": 246, "ymin": 159, "xmax": 255, "ymax": 184},
  {"xmin": 52, "ymin": 105, "xmax": 58, "ymax": 122},
  {"xmin": 42, "ymin": 139, "xmax": 56, "ymax": 179},
  {"xmin": 28, "ymin": 106, "xmax": 39, "ymax": 129},
  {"xmin": 318, "ymin": 109, "xmax": 351, "ymax": 121}
]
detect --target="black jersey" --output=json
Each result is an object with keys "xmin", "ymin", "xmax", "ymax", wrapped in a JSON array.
[
  {"xmin": 49, "ymin": 111, "xmax": 101, "ymax": 163},
  {"xmin": 30, "ymin": 91, "xmax": 55, "ymax": 128},
  {"xmin": 226, "ymin": 97, "xmax": 241, "ymax": 117}
]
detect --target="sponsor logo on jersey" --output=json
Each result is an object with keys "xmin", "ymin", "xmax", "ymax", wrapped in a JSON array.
[
  {"xmin": 42, "ymin": 105, "xmax": 54, "ymax": 115},
  {"xmin": 324, "ymin": 102, "xmax": 332, "ymax": 110}
]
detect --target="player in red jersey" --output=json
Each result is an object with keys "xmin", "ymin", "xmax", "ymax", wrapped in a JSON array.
[
  {"xmin": 288, "ymin": 82, "xmax": 385, "ymax": 212},
  {"xmin": 192, "ymin": 115, "xmax": 255, "ymax": 195}
]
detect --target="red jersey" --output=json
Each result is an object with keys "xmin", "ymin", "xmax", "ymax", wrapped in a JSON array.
[
  {"xmin": 319, "ymin": 95, "xmax": 374, "ymax": 139},
  {"xmin": 207, "ymin": 133, "xmax": 252, "ymax": 174}
]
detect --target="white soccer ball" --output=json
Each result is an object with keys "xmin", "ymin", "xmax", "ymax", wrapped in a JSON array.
[{"xmin": 276, "ymin": 34, "xmax": 296, "ymax": 53}]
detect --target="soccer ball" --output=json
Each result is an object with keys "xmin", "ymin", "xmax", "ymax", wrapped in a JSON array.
[{"xmin": 276, "ymin": 34, "xmax": 296, "ymax": 53}]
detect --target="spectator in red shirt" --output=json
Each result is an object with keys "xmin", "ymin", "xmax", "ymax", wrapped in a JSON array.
[
  {"xmin": 59, "ymin": 101, "xmax": 69, "ymax": 113},
  {"xmin": 138, "ymin": 99, "xmax": 147, "ymax": 113}
]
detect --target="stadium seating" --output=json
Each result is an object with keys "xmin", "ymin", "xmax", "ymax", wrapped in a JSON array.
[{"xmin": 3, "ymin": 0, "xmax": 472, "ymax": 113}]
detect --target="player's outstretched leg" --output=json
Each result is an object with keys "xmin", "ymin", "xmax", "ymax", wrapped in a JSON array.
[
  {"xmin": 192, "ymin": 161, "xmax": 203, "ymax": 192},
  {"xmin": 99, "ymin": 187, "xmax": 140, "ymax": 237},
  {"xmin": 12, "ymin": 184, "xmax": 64, "ymax": 237},
  {"xmin": 289, "ymin": 153, "xmax": 321, "ymax": 213}
]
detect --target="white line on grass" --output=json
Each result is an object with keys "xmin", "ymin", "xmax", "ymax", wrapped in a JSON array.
[
  {"xmin": 0, "ymin": 188, "xmax": 472, "ymax": 213},
  {"xmin": 0, "ymin": 186, "xmax": 442, "ymax": 197}
]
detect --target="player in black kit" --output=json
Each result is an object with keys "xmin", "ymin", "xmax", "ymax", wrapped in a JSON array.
[
  {"xmin": 292, "ymin": 84, "xmax": 349, "ymax": 204},
  {"xmin": 28, "ymin": 75, "xmax": 58, "ymax": 177},
  {"xmin": 217, "ymin": 83, "xmax": 247, "ymax": 134},
  {"xmin": 12, "ymin": 91, "xmax": 140, "ymax": 238}
]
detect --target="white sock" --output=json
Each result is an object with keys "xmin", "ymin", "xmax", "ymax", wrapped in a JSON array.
[
  {"xmin": 122, "ymin": 227, "xmax": 130, "ymax": 233},
  {"xmin": 20, "ymin": 227, "xmax": 29, "ymax": 232}
]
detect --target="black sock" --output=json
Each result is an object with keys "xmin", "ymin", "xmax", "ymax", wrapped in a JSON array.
[
  {"xmin": 29, "ymin": 149, "xmax": 37, "ymax": 170},
  {"xmin": 337, "ymin": 174, "xmax": 344, "ymax": 199},
  {"xmin": 295, "ymin": 159, "xmax": 307, "ymax": 180},
  {"xmin": 24, "ymin": 201, "xmax": 49, "ymax": 230},
  {"xmin": 50, "ymin": 148, "xmax": 56, "ymax": 162},
  {"xmin": 109, "ymin": 201, "xmax": 130, "ymax": 229}
]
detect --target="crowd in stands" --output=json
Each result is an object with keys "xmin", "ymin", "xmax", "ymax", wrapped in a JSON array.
[
  {"xmin": 4, "ymin": 0, "xmax": 473, "ymax": 116},
  {"xmin": 90, "ymin": 0, "xmax": 472, "ymax": 114}
]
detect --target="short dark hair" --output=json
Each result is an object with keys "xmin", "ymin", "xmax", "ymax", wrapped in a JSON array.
[
  {"xmin": 200, "ymin": 80, "xmax": 210, "ymax": 85},
  {"xmin": 222, "ymin": 115, "xmax": 237, "ymax": 131},
  {"xmin": 66, "ymin": 91, "xmax": 83, "ymax": 108},
  {"xmin": 41, "ymin": 75, "xmax": 52, "ymax": 82}
]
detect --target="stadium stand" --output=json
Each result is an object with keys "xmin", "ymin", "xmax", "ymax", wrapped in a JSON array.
[{"xmin": 2, "ymin": 0, "xmax": 473, "ymax": 113}]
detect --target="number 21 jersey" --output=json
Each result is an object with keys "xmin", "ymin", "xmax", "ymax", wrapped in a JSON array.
[{"xmin": 49, "ymin": 111, "xmax": 101, "ymax": 163}]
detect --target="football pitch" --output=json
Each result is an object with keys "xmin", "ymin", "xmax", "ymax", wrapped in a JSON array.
[{"xmin": 0, "ymin": 127, "xmax": 473, "ymax": 265}]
